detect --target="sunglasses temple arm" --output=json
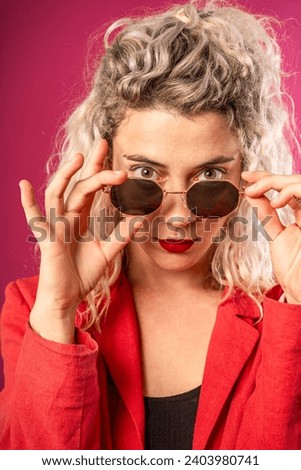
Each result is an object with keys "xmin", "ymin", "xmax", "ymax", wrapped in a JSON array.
[{"xmin": 239, "ymin": 185, "xmax": 247, "ymax": 195}]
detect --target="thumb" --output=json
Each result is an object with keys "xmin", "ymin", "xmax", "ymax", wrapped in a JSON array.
[{"xmin": 245, "ymin": 194, "xmax": 285, "ymax": 242}]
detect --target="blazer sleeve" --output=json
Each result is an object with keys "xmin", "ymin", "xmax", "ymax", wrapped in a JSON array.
[
  {"xmin": 0, "ymin": 279, "xmax": 101, "ymax": 450},
  {"xmin": 237, "ymin": 292, "xmax": 301, "ymax": 449}
]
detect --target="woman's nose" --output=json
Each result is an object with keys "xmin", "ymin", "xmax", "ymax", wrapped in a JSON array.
[{"xmin": 160, "ymin": 192, "xmax": 196, "ymax": 226}]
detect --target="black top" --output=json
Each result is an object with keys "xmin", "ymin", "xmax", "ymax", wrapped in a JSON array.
[{"xmin": 144, "ymin": 385, "xmax": 201, "ymax": 450}]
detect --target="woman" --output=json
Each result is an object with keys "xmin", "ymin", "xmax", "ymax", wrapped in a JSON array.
[{"xmin": 1, "ymin": 1, "xmax": 301, "ymax": 450}]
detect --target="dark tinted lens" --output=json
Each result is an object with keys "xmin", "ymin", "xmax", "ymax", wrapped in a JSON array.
[
  {"xmin": 187, "ymin": 181, "xmax": 239, "ymax": 218},
  {"xmin": 110, "ymin": 179, "xmax": 163, "ymax": 215}
]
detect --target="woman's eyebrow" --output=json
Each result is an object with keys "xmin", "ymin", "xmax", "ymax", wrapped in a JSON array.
[
  {"xmin": 122, "ymin": 154, "xmax": 167, "ymax": 168},
  {"xmin": 194, "ymin": 156, "xmax": 236, "ymax": 168},
  {"xmin": 122, "ymin": 154, "xmax": 236, "ymax": 168}
]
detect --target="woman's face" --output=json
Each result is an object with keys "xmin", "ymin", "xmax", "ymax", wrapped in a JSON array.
[{"xmin": 111, "ymin": 109, "xmax": 242, "ymax": 274}]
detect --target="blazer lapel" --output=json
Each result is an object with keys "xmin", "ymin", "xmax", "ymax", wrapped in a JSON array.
[
  {"xmin": 97, "ymin": 274, "xmax": 145, "ymax": 449},
  {"xmin": 193, "ymin": 290, "xmax": 261, "ymax": 449},
  {"xmin": 95, "ymin": 274, "xmax": 265, "ymax": 450}
]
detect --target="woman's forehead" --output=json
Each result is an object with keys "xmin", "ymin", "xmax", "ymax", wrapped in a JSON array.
[{"xmin": 113, "ymin": 109, "xmax": 241, "ymax": 166}]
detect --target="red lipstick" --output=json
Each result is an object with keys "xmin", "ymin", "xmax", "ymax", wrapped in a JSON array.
[{"xmin": 158, "ymin": 239, "xmax": 194, "ymax": 253}]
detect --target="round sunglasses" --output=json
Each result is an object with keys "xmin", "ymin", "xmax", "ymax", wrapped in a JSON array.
[{"xmin": 104, "ymin": 177, "xmax": 244, "ymax": 218}]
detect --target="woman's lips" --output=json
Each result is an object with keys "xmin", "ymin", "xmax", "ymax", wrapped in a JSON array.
[{"xmin": 158, "ymin": 239, "xmax": 195, "ymax": 253}]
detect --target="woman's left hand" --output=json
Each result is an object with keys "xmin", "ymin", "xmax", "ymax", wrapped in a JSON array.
[{"xmin": 241, "ymin": 170, "xmax": 301, "ymax": 304}]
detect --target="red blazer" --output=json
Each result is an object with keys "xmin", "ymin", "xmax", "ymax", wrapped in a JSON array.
[{"xmin": 0, "ymin": 272, "xmax": 301, "ymax": 450}]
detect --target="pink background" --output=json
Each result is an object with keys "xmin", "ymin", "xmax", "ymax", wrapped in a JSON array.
[{"xmin": 1, "ymin": 0, "xmax": 301, "ymax": 388}]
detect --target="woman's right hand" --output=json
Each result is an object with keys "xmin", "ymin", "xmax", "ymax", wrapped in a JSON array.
[{"xmin": 19, "ymin": 139, "xmax": 139, "ymax": 343}]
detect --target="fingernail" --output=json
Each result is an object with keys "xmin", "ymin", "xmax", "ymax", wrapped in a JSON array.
[
  {"xmin": 113, "ymin": 170, "xmax": 123, "ymax": 175},
  {"xmin": 245, "ymin": 183, "xmax": 259, "ymax": 193}
]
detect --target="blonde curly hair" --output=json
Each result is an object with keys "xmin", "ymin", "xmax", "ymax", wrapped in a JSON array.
[{"xmin": 42, "ymin": 0, "xmax": 299, "ymax": 328}]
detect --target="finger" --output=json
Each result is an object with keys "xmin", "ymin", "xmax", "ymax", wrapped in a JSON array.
[
  {"xmin": 269, "ymin": 183, "xmax": 301, "ymax": 228},
  {"xmin": 64, "ymin": 169, "xmax": 128, "ymax": 213},
  {"xmin": 100, "ymin": 216, "xmax": 144, "ymax": 264},
  {"xmin": 244, "ymin": 194, "xmax": 285, "ymax": 242},
  {"xmin": 243, "ymin": 173, "xmax": 301, "ymax": 198},
  {"xmin": 81, "ymin": 139, "xmax": 108, "ymax": 179},
  {"xmin": 19, "ymin": 179, "xmax": 48, "ymax": 238},
  {"xmin": 270, "ymin": 183, "xmax": 301, "ymax": 210},
  {"xmin": 45, "ymin": 153, "xmax": 84, "ymax": 215},
  {"xmin": 292, "ymin": 197, "xmax": 301, "ymax": 210},
  {"xmin": 19, "ymin": 179, "xmax": 44, "ymax": 221},
  {"xmin": 241, "ymin": 170, "xmax": 271, "ymax": 182}
]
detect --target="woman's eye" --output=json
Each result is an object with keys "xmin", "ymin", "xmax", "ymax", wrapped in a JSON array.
[
  {"xmin": 197, "ymin": 168, "xmax": 225, "ymax": 181},
  {"xmin": 131, "ymin": 166, "xmax": 159, "ymax": 180}
]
